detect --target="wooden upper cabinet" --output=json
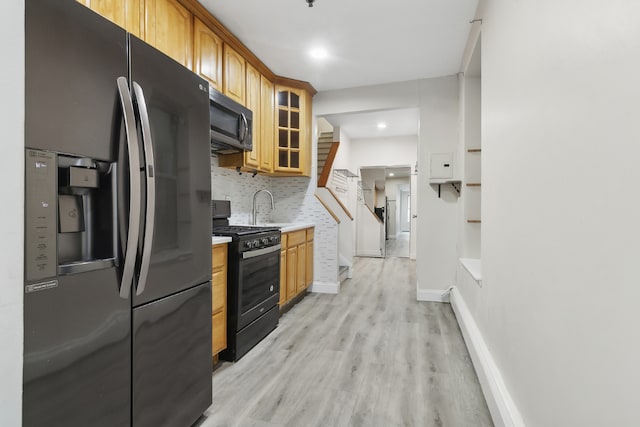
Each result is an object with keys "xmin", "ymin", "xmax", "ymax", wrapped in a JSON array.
[
  {"xmin": 275, "ymin": 85, "xmax": 310, "ymax": 175},
  {"xmin": 244, "ymin": 64, "xmax": 261, "ymax": 170},
  {"xmin": 193, "ymin": 17, "xmax": 222, "ymax": 91},
  {"xmin": 223, "ymin": 44, "xmax": 246, "ymax": 105},
  {"xmin": 260, "ymin": 76, "xmax": 275, "ymax": 173},
  {"xmin": 145, "ymin": 0, "xmax": 193, "ymax": 68},
  {"xmin": 77, "ymin": 0, "xmax": 144, "ymax": 39}
]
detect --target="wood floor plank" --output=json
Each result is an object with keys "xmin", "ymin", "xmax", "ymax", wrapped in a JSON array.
[{"xmin": 201, "ymin": 257, "xmax": 493, "ymax": 427}]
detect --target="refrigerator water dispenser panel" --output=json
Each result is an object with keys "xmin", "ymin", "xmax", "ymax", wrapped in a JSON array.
[{"xmin": 25, "ymin": 149, "xmax": 57, "ymax": 282}]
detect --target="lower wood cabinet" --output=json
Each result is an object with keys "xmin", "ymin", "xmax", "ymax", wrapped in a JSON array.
[
  {"xmin": 279, "ymin": 226, "xmax": 314, "ymax": 307},
  {"xmin": 211, "ymin": 243, "xmax": 228, "ymax": 357}
]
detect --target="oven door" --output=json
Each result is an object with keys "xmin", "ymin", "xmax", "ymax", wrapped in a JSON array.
[{"xmin": 236, "ymin": 246, "xmax": 280, "ymax": 330}]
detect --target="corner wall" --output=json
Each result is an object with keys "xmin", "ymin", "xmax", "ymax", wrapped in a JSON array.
[
  {"xmin": 455, "ymin": 0, "xmax": 640, "ymax": 425},
  {"xmin": 416, "ymin": 76, "xmax": 460, "ymax": 295},
  {"xmin": 0, "ymin": 1, "xmax": 24, "ymax": 425}
]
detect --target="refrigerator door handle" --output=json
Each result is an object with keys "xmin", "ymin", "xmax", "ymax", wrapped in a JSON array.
[
  {"xmin": 116, "ymin": 76, "xmax": 142, "ymax": 299},
  {"xmin": 132, "ymin": 81, "xmax": 156, "ymax": 296}
]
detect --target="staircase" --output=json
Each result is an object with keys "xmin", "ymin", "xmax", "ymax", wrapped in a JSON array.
[{"xmin": 317, "ymin": 132, "xmax": 340, "ymax": 187}]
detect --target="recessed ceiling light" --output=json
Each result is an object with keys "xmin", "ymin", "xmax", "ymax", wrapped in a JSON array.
[
  {"xmin": 388, "ymin": 173, "xmax": 395, "ymax": 177},
  {"xmin": 309, "ymin": 48, "xmax": 328, "ymax": 60},
  {"xmin": 377, "ymin": 122, "xmax": 387, "ymax": 129}
]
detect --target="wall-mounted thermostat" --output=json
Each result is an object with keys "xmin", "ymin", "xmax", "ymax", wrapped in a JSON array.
[{"xmin": 429, "ymin": 153, "xmax": 453, "ymax": 182}]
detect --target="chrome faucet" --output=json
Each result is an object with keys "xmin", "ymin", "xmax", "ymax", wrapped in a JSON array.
[{"xmin": 252, "ymin": 189, "xmax": 274, "ymax": 225}]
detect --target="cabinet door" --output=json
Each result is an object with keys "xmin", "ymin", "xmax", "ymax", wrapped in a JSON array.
[
  {"xmin": 211, "ymin": 244, "xmax": 227, "ymax": 355},
  {"xmin": 212, "ymin": 310, "xmax": 226, "ymax": 355},
  {"xmin": 223, "ymin": 44, "xmax": 245, "ymax": 105},
  {"xmin": 286, "ymin": 246, "xmax": 297, "ymax": 300},
  {"xmin": 297, "ymin": 242, "xmax": 306, "ymax": 294},
  {"xmin": 193, "ymin": 17, "xmax": 222, "ymax": 91},
  {"xmin": 244, "ymin": 64, "xmax": 261, "ymax": 169},
  {"xmin": 260, "ymin": 75, "xmax": 274, "ymax": 173},
  {"xmin": 306, "ymin": 239, "xmax": 313, "ymax": 287},
  {"xmin": 77, "ymin": 0, "xmax": 144, "ymax": 39},
  {"xmin": 145, "ymin": 0, "xmax": 193, "ymax": 68},
  {"xmin": 279, "ymin": 249, "xmax": 287, "ymax": 306},
  {"xmin": 275, "ymin": 86, "xmax": 306, "ymax": 174}
]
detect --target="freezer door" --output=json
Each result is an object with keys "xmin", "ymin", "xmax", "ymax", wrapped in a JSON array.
[
  {"xmin": 129, "ymin": 36, "xmax": 212, "ymax": 306},
  {"xmin": 132, "ymin": 282, "xmax": 212, "ymax": 427},
  {"xmin": 25, "ymin": 0, "xmax": 127, "ymax": 162},
  {"xmin": 23, "ymin": 268, "xmax": 130, "ymax": 427}
]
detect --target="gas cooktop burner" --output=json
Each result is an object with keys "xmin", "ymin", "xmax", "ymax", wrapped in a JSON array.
[{"xmin": 213, "ymin": 225, "xmax": 280, "ymax": 236}]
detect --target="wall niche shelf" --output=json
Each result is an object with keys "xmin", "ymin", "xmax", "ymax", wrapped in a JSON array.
[
  {"xmin": 467, "ymin": 220, "xmax": 481, "ymax": 223},
  {"xmin": 466, "ymin": 183, "xmax": 481, "ymax": 187},
  {"xmin": 430, "ymin": 179, "xmax": 461, "ymax": 198},
  {"xmin": 467, "ymin": 148, "xmax": 481, "ymax": 153}
]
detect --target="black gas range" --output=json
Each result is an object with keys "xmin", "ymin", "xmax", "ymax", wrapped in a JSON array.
[{"xmin": 212, "ymin": 200, "xmax": 281, "ymax": 362}]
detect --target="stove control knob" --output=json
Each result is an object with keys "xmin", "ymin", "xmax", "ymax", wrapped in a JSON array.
[
  {"xmin": 251, "ymin": 239, "xmax": 259, "ymax": 248},
  {"xmin": 244, "ymin": 241, "xmax": 251, "ymax": 248},
  {"xmin": 262, "ymin": 238, "xmax": 269, "ymax": 245}
]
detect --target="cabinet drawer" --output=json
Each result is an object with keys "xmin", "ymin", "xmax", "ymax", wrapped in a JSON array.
[
  {"xmin": 288, "ymin": 230, "xmax": 306, "ymax": 247},
  {"xmin": 212, "ymin": 276, "xmax": 225, "ymax": 314},
  {"xmin": 212, "ymin": 310, "xmax": 226, "ymax": 355},
  {"xmin": 306, "ymin": 227, "xmax": 314, "ymax": 241},
  {"xmin": 211, "ymin": 268, "xmax": 226, "ymax": 288},
  {"xmin": 212, "ymin": 244, "xmax": 227, "ymax": 269}
]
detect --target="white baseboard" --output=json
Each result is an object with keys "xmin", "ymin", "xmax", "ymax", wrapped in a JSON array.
[
  {"xmin": 356, "ymin": 251, "xmax": 383, "ymax": 257},
  {"xmin": 449, "ymin": 287, "xmax": 526, "ymax": 427},
  {"xmin": 416, "ymin": 287, "xmax": 451, "ymax": 303},
  {"xmin": 310, "ymin": 281, "xmax": 340, "ymax": 294}
]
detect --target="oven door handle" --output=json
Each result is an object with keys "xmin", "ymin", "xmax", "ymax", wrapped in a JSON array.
[{"xmin": 242, "ymin": 244, "xmax": 281, "ymax": 259}]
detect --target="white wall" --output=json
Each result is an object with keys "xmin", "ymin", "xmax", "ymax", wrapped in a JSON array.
[
  {"xmin": 416, "ymin": 76, "xmax": 460, "ymax": 293},
  {"xmin": 349, "ymin": 135, "xmax": 417, "ymax": 170},
  {"xmin": 456, "ymin": 0, "xmax": 640, "ymax": 425},
  {"xmin": 0, "ymin": 1, "xmax": 24, "ymax": 425}
]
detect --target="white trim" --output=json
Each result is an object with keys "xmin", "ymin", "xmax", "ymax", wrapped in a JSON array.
[
  {"xmin": 310, "ymin": 281, "xmax": 340, "ymax": 294},
  {"xmin": 416, "ymin": 284, "xmax": 451, "ymax": 303},
  {"xmin": 356, "ymin": 251, "xmax": 383, "ymax": 257},
  {"xmin": 449, "ymin": 287, "xmax": 526, "ymax": 427}
]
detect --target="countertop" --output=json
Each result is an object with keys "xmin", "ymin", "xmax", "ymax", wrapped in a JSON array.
[
  {"xmin": 212, "ymin": 236, "xmax": 232, "ymax": 245},
  {"xmin": 263, "ymin": 222, "xmax": 315, "ymax": 233}
]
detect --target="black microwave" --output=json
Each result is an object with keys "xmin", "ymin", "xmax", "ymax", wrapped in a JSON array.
[{"xmin": 209, "ymin": 88, "xmax": 253, "ymax": 154}]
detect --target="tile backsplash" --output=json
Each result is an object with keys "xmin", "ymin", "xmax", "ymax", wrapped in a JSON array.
[
  {"xmin": 210, "ymin": 155, "xmax": 272, "ymax": 224},
  {"xmin": 211, "ymin": 155, "xmax": 338, "ymax": 285}
]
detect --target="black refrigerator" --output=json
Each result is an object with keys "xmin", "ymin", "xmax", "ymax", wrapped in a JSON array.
[{"xmin": 23, "ymin": 1, "xmax": 212, "ymax": 426}]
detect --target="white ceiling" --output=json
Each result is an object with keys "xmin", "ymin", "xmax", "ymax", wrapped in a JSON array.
[
  {"xmin": 201, "ymin": 0, "xmax": 478, "ymax": 140},
  {"xmin": 200, "ymin": 0, "xmax": 479, "ymax": 92},
  {"xmin": 323, "ymin": 108, "xmax": 419, "ymax": 140}
]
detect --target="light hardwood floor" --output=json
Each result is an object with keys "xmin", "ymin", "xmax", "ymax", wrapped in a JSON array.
[
  {"xmin": 198, "ymin": 257, "xmax": 493, "ymax": 427},
  {"xmin": 385, "ymin": 232, "xmax": 410, "ymax": 258}
]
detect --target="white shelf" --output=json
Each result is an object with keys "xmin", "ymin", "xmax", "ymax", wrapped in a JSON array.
[{"xmin": 460, "ymin": 258, "xmax": 482, "ymax": 282}]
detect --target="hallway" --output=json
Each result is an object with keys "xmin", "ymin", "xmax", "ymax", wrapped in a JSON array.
[
  {"xmin": 200, "ymin": 257, "xmax": 493, "ymax": 427},
  {"xmin": 385, "ymin": 231, "xmax": 410, "ymax": 258}
]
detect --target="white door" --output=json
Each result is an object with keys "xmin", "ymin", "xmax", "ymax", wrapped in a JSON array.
[
  {"xmin": 387, "ymin": 200, "xmax": 397, "ymax": 239},
  {"xmin": 410, "ymin": 173, "xmax": 417, "ymax": 260},
  {"xmin": 399, "ymin": 190, "xmax": 410, "ymax": 232}
]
